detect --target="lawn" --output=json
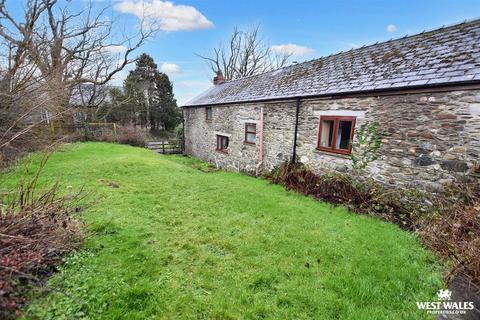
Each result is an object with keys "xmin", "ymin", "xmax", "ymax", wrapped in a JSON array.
[{"xmin": 1, "ymin": 142, "xmax": 443, "ymax": 319}]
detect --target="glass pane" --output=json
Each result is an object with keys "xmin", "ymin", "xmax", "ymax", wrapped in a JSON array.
[
  {"xmin": 246, "ymin": 132, "xmax": 256, "ymax": 143},
  {"xmin": 320, "ymin": 120, "xmax": 334, "ymax": 147},
  {"xmin": 246, "ymin": 123, "xmax": 256, "ymax": 132},
  {"xmin": 222, "ymin": 137, "xmax": 229, "ymax": 149},
  {"xmin": 206, "ymin": 108, "xmax": 212, "ymax": 119},
  {"xmin": 336, "ymin": 121, "xmax": 353, "ymax": 150}
]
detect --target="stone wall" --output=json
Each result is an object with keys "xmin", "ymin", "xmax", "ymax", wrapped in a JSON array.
[
  {"xmin": 184, "ymin": 89, "xmax": 480, "ymax": 191},
  {"xmin": 184, "ymin": 101, "xmax": 296, "ymax": 173}
]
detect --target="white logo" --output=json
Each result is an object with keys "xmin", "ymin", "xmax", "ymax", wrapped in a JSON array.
[
  {"xmin": 416, "ymin": 288, "xmax": 474, "ymax": 315},
  {"xmin": 437, "ymin": 289, "xmax": 452, "ymax": 301}
]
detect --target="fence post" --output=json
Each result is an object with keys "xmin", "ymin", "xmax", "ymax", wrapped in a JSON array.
[{"xmin": 162, "ymin": 141, "xmax": 165, "ymax": 154}]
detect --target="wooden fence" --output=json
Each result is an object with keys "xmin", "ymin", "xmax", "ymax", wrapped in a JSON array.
[{"xmin": 146, "ymin": 140, "xmax": 182, "ymax": 154}]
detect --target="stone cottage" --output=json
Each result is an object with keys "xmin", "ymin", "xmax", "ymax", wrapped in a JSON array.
[{"xmin": 182, "ymin": 20, "xmax": 480, "ymax": 191}]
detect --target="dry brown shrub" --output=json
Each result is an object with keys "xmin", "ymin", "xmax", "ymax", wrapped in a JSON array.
[
  {"xmin": 0, "ymin": 153, "xmax": 85, "ymax": 318},
  {"xmin": 116, "ymin": 124, "xmax": 146, "ymax": 147},
  {"xmin": 418, "ymin": 184, "xmax": 480, "ymax": 290}
]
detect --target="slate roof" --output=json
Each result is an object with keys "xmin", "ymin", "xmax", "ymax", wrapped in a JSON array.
[
  {"xmin": 70, "ymin": 84, "xmax": 119, "ymax": 106},
  {"xmin": 184, "ymin": 19, "xmax": 480, "ymax": 107}
]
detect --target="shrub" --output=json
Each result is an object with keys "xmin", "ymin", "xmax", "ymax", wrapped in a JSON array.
[
  {"xmin": 116, "ymin": 125, "xmax": 146, "ymax": 147},
  {"xmin": 418, "ymin": 184, "xmax": 480, "ymax": 288},
  {"xmin": 175, "ymin": 123, "xmax": 184, "ymax": 140},
  {"xmin": 0, "ymin": 153, "xmax": 84, "ymax": 318}
]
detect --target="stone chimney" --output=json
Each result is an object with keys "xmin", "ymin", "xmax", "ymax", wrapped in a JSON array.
[{"xmin": 213, "ymin": 70, "xmax": 225, "ymax": 85}]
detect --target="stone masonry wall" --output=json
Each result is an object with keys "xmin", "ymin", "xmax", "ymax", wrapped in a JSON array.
[
  {"xmin": 184, "ymin": 101, "xmax": 296, "ymax": 173},
  {"xmin": 184, "ymin": 89, "xmax": 480, "ymax": 191}
]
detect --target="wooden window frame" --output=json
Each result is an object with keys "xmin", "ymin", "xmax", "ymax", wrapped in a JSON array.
[
  {"xmin": 216, "ymin": 135, "xmax": 229, "ymax": 153},
  {"xmin": 316, "ymin": 116, "xmax": 356, "ymax": 155},
  {"xmin": 244, "ymin": 123, "xmax": 257, "ymax": 144},
  {"xmin": 205, "ymin": 107, "xmax": 213, "ymax": 120}
]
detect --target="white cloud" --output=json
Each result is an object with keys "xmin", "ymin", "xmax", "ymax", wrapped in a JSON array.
[
  {"xmin": 271, "ymin": 44, "xmax": 314, "ymax": 56},
  {"xmin": 161, "ymin": 62, "xmax": 181, "ymax": 74},
  {"xmin": 387, "ymin": 24, "xmax": 397, "ymax": 33},
  {"xmin": 102, "ymin": 45, "xmax": 127, "ymax": 54},
  {"xmin": 114, "ymin": 0, "xmax": 214, "ymax": 31}
]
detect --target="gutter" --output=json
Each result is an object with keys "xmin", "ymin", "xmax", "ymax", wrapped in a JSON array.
[
  {"xmin": 255, "ymin": 107, "xmax": 264, "ymax": 176},
  {"xmin": 292, "ymin": 98, "xmax": 301, "ymax": 163},
  {"xmin": 181, "ymin": 108, "xmax": 185, "ymax": 153},
  {"xmin": 181, "ymin": 80, "xmax": 480, "ymax": 108}
]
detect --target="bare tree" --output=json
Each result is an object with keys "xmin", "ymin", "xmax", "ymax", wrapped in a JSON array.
[
  {"xmin": 0, "ymin": 0, "xmax": 154, "ymax": 106},
  {"xmin": 0, "ymin": 0, "xmax": 155, "ymax": 156},
  {"xmin": 197, "ymin": 25, "xmax": 291, "ymax": 80}
]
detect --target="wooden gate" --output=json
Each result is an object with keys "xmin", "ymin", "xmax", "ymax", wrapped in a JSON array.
[{"xmin": 146, "ymin": 140, "xmax": 182, "ymax": 154}]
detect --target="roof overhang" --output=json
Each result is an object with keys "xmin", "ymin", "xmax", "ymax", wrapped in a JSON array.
[{"xmin": 181, "ymin": 80, "xmax": 480, "ymax": 108}]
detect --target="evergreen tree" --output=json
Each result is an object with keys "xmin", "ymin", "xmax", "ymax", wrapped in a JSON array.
[{"xmin": 112, "ymin": 53, "xmax": 181, "ymax": 130}]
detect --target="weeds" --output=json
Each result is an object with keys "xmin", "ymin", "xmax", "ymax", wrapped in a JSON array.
[{"xmin": 0, "ymin": 152, "xmax": 85, "ymax": 318}]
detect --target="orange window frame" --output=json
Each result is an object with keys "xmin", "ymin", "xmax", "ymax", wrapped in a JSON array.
[{"xmin": 316, "ymin": 116, "xmax": 356, "ymax": 155}]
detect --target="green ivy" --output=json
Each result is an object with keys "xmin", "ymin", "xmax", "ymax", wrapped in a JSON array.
[{"xmin": 351, "ymin": 121, "xmax": 383, "ymax": 173}]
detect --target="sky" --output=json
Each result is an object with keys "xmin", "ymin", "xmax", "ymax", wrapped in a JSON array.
[{"xmin": 8, "ymin": 0, "xmax": 480, "ymax": 105}]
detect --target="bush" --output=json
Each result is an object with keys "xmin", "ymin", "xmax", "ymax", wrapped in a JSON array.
[
  {"xmin": 175, "ymin": 123, "xmax": 184, "ymax": 140},
  {"xmin": 0, "ymin": 153, "xmax": 84, "ymax": 318},
  {"xmin": 418, "ymin": 185, "xmax": 480, "ymax": 288},
  {"xmin": 266, "ymin": 161, "xmax": 480, "ymax": 289},
  {"xmin": 116, "ymin": 125, "xmax": 146, "ymax": 147}
]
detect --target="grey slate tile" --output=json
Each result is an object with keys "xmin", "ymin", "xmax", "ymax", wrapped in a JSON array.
[{"xmin": 185, "ymin": 19, "xmax": 480, "ymax": 107}]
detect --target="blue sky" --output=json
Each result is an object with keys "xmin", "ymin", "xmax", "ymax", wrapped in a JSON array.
[{"xmin": 10, "ymin": 0, "xmax": 480, "ymax": 104}]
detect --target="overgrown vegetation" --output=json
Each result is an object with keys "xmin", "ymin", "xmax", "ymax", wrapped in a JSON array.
[
  {"xmin": 0, "ymin": 153, "xmax": 85, "ymax": 318},
  {"xmin": 116, "ymin": 125, "xmax": 147, "ymax": 147},
  {"xmin": 265, "ymin": 161, "xmax": 480, "ymax": 290}
]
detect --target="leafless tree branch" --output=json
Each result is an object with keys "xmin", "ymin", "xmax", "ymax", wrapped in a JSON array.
[{"xmin": 197, "ymin": 25, "xmax": 292, "ymax": 80}]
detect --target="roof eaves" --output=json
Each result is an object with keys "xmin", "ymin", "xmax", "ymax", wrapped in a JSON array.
[{"xmin": 181, "ymin": 79, "xmax": 480, "ymax": 108}]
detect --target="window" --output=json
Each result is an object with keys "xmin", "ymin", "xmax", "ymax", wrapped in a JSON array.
[
  {"xmin": 244, "ymin": 123, "xmax": 257, "ymax": 144},
  {"xmin": 317, "ymin": 116, "xmax": 356, "ymax": 154},
  {"xmin": 216, "ymin": 135, "xmax": 229, "ymax": 152},
  {"xmin": 206, "ymin": 107, "xmax": 213, "ymax": 120}
]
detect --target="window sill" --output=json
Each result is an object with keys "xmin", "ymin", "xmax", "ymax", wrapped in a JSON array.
[
  {"xmin": 216, "ymin": 149, "xmax": 228, "ymax": 154},
  {"xmin": 314, "ymin": 149, "xmax": 352, "ymax": 159},
  {"xmin": 243, "ymin": 141, "xmax": 256, "ymax": 146}
]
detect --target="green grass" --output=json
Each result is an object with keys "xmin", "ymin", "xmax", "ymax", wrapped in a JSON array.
[{"xmin": 1, "ymin": 142, "xmax": 443, "ymax": 319}]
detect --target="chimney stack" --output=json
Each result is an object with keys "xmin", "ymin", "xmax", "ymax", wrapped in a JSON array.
[{"xmin": 213, "ymin": 70, "xmax": 225, "ymax": 85}]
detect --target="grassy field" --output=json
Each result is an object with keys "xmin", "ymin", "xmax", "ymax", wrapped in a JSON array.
[{"xmin": 1, "ymin": 143, "xmax": 443, "ymax": 319}]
